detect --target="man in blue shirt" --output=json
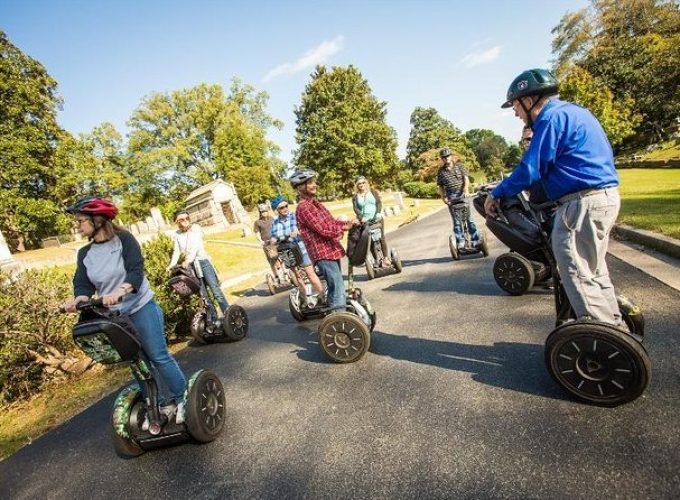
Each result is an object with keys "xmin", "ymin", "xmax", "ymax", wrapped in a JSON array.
[{"xmin": 484, "ymin": 68, "xmax": 622, "ymax": 326}]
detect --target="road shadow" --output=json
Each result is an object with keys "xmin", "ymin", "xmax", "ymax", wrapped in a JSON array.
[{"xmin": 369, "ymin": 330, "xmax": 565, "ymax": 401}]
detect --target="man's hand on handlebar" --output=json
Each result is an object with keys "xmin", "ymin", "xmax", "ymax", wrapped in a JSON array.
[{"xmin": 484, "ymin": 193, "xmax": 500, "ymax": 218}]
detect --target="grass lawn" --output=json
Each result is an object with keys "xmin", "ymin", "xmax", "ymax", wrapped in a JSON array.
[{"xmin": 618, "ymin": 169, "xmax": 680, "ymax": 239}]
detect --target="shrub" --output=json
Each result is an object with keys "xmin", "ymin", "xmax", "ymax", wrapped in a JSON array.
[
  {"xmin": 0, "ymin": 268, "xmax": 82, "ymax": 405},
  {"xmin": 402, "ymin": 181, "xmax": 440, "ymax": 199},
  {"xmin": 141, "ymin": 233, "xmax": 199, "ymax": 340}
]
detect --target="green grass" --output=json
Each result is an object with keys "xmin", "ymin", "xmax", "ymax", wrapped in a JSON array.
[{"xmin": 618, "ymin": 169, "xmax": 680, "ymax": 239}]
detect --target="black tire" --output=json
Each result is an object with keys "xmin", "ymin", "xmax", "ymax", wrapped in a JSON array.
[
  {"xmin": 266, "ymin": 274, "xmax": 276, "ymax": 295},
  {"xmin": 289, "ymin": 293, "xmax": 305, "ymax": 322},
  {"xmin": 190, "ymin": 312, "xmax": 208, "ymax": 344},
  {"xmin": 545, "ymin": 322, "xmax": 651, "ymax": 407},
  {"xmin": 365, "ymin": 256, "xmax": 376, "ymax": 280},
  {"xmin": 479, "ymin": 233, "xmax": 489, "ymax": 257},
  {"xmin": 223, "ymin": 305, "xmax": 248, "ymax": 341},
  {"xmin": 617, "ymin": 295, "xmax": 645, "ymax": 339},
  {"xmin": 185, "ymin": 371, "xmax": 226, "ymax": 443},
  {"xmin": 391, "ymin": 248, "xmax": 402, "ymax": 273},
  {"xmin": 110, "ymin": 387, "xmax": 145, "ymax": 458},
  {"xmin": 319, "ymin": 312, "xmax": 370, "ymax": 363},
  {"xmin": 493, "ymin": 252, "xmax": 535, "ymax": 295},
  {"xmin": 449, "ymin": 235, "xmax": 459, "ymax": 261}
]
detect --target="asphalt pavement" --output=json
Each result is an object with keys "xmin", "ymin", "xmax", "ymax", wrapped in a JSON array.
[{"xmin": 1, "ymin": 208, "xmax": 679, "ymax": 499}]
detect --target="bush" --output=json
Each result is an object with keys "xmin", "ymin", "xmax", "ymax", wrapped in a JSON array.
[
  {"xmin": 0, "ymin": 268, "xmax": 81, "ymax": 405},
  {"xmin": 402, "ymin": 181, "xmax": 440, "ymax": 199},
  {"xmin": 141, "ymin": 233, "xmax": 199, "ymax": 340}
]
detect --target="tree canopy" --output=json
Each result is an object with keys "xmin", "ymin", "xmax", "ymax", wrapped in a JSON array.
[
  {"xmin": 552, "ymin": 0, "xmax": 680, "ymax": 145},
  {"xmin": 294, "ymin": 65, "xmax": 401, "ymax": 196}
]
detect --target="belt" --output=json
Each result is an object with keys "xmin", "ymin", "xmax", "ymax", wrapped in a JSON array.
[{"xmin": 557, "ymin": 186, "xmax": 618, "ymax": 205}]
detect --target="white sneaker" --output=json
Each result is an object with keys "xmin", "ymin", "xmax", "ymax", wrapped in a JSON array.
[
  {"xmin": 307, "ymin": 294, "xmax": 319, "ymax": 308},
  {"xmin": 175, "ymin": 401, "xmax": 186, "ymax": 424}
]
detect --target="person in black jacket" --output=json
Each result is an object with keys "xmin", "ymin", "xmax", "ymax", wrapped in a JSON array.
[
  {"xmin": 352, "ymin": 176, "xmax": 390, "ymax": 265},
  {"xmin": 60, "ymin": 197, "xmax": 187, "ymax": 423}
]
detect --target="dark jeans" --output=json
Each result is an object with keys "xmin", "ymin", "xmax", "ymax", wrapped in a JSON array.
[
  {"xmin": 198, "ymin": 258, "xmax": 229, "ymax": 313},
  {"xmin": 316, "ymin": 260, "xmax": 345, "ymax": 312}
]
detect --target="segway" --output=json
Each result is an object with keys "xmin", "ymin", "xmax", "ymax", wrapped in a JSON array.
[
  {"xmin": 277, "ymin": 238, "xmax": 376, "ymax": 363},
  {"xmin": 357, "ymin": 220, "xmax": 402, "ymax": 280},
  {"xmin": 64, "ymin": 298, "xmax": 226, "ymax": 457},
  {"xmin": 482, "ymin": 192, "xmax": 651, "ymax": 406},
  {"xmin": 447, "ymin": 196, "xmax": 489, "ymax": 261},
  {"xmin": 168, "ymin": 264, "xmax": 248, "ymax": 344},
  {"xmin": 473, "ymin": 185, "xmax": 551, "ymax": 295},
  {"xmin": 264, "ymin": 243, "xmax": 294, "ymax": 295}
]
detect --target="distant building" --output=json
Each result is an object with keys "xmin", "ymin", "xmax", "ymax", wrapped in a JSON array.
[{"xmin": 184, "ymin": 179, "xmax": 250, "ymax": 229}]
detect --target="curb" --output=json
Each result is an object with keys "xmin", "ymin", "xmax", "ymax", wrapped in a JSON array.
[{"xmin": 613, "ymin": 224, "xmax": 680, "ymax": 260}]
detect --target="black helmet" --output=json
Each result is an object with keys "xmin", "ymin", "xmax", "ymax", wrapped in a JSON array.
[
  {"xmin": 289, "ymin": 169, "xmax": 317, "ymax": 188},
  {"xmin": 501, "ymin": 68, "xmax": 558, "ymax": 108},
  {"xmin": 439, "ymin": 148, "xmax": 452, "ymax": 158}
]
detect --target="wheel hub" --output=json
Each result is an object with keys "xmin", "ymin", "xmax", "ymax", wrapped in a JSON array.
[{"xmin": 334, "ymin": 331, "xmax": 351, "ymax": 349}]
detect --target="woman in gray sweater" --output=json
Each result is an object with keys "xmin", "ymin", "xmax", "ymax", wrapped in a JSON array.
[{"xmin": 60, "ymin": 197, "xmax": 187, "ymax": 422}]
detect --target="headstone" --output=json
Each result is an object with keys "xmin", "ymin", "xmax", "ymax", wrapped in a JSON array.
[
  {"xmin": 392, "ymin": 205, "xmax": 402, "ymax": 215},
  {"xmin": 130, "ymin": 223, "xmax": 140, "ymax": 235},
  {"xmin": 145, "ymin": 216, "xmax": 158, "ymax": 232},
  {"xmin": 137, "ymin": 221, "xmax": 149, "ymax": 234},
  {"xmin": 383, "ymin": 208, "xmax": 390, "ymax": 217},
  {"xmin": 0, "ymin": 230, "xmax": 15, "ymax": 268},
  {"xmin": 393, "ymin": 191, "xmax": 405, "ymax": 210},
  {"xmin": 150, "ymin": 207, "xmax": 165, "ymax": 228},
  {"xmin": 242, "ymin": 226, "xmax": 252, "ymax": 237}
]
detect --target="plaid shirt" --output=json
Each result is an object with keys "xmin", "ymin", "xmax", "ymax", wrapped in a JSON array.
[
  {"xmin": 271, "ymin": 212, "xmax": 299, "ymax": 241},
  {"xmin": 436, "ymin": 163, "xmax": 468, "ymax": 198},
  {"xmin": 295, "ymin": 196, "xmax": 346, "ymax": 262}
]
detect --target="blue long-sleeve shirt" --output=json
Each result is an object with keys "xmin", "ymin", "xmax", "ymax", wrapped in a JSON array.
[{"xmin": 491, "ymin": 99, "xmax": 619, "ymax": 201}]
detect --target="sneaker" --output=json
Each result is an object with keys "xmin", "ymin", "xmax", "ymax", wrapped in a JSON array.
[
  {"xmin": 307, "ymin": 294, "xmax": 319, "ymax": 308},
  {"xmin": 175, "ymin": 401, "xmax": 186, "ymax": 424}
]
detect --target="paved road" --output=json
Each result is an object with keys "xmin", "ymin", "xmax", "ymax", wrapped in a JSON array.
[{"xmin": 2, "ymin": 208, "xmax": 679, "ymax": 499}]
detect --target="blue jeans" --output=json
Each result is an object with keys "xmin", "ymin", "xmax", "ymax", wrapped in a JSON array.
[
  {"xmin": 448, "ymin": 198, "xmax": 480, "ymax": 247},
  {"xmin": 316, "ymin": 260, "xmax": 345, "ymax": 312},
  {"xmin": 198, "ymin": 259, "xmax": 229, "ymax": 313},
  {"xmin": 130, "ymin": 300, "xmax": 187, "ymax": 402}
]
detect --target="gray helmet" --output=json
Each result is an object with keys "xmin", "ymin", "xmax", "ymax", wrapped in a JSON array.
[
  {"xmin": 289, "ymin": 169, "xmax": 317, "ymax": 188},
  {"xmin": 501, "ymin": 68, "xmax": 558, "ymax": 108},
  {"xmin": 439, "ymin": 148, "xmax": 452, "ymax": 158}
]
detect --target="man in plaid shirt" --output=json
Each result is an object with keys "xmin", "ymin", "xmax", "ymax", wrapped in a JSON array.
[{"xmin": 290, "ymin": 170, "xmax": 358, "ymax": 312}]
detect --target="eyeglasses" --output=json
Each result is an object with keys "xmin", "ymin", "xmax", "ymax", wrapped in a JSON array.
[{"xmin": 277, "ymin": 205, "xmax": 289, "ymax": 210}]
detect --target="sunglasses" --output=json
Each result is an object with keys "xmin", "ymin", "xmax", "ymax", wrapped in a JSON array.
[
  {"xmin": 176, "ymin": 217, "xmax": 190, "ymax": 222},
  {"xmin": 277, "ymin": 204, "xmax": 289, "ymax": 210},
  {"xmin": 522, "ymin": 138, "xmax": 532, "ymax": 144}
]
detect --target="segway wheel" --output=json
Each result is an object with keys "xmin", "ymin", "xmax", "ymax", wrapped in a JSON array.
[
  {"xmin": 365, "ymin": 256, "xmax": 376, "ymax": 280},
  {"xmin": 319, "ymin": 312, "xmax": 370, "ymax": 363},
  {"xmin": 449, "ymin": 235, "xmax": 459, "ymax": 261},
  {"xmin": 223, "ymin": 305, "xmax": 248, "ymax": 341},
  {"xmin": 190, "ymin": 311, "xmax": 208, "ymax": 344},
  {"xmin": 545, "ymin": 322, "xmax": 651, "ymax": 407},
  {"xmin": 185, "ymin": 371, "xmax": 226, "ymax": 442},
  {"xmin": 266, "ymin": 274, "xmax": 276, "ymax": 295},
  {"xmin": 289, "ymin": 293, "xmax": 305, "ymax": 322},
  {"xmin": 110, "ymin": 386, "xmax": 145, "ymax": 458},
  {"xmin": 391, "ymin": 248, "xmax": 402, "ymax": 273},
  {"xmin": 493, "ymin": 252, "xmax": 535, "ymax": 295}
]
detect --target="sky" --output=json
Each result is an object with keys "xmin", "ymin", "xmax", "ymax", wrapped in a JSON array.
[{"xmin": 1, "ymin": 0, "xmax": 589, "ymax": 164}]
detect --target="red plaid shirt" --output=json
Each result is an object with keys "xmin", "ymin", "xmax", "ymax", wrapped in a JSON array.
[{"xmin": 295, "ymin": 196, "xmax": 346, "ymax": 262}]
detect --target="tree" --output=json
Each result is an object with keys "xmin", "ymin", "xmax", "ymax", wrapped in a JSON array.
[
  {"xmin": 0, "ymin": 30, "xmax": 68, "ymax": 249},
  {"xmin": 405, "ymin": 107, "xmax": 479, "ymax": 173},
  {"xmin": 552, "ymin": 0, "xmax": 680, "ymax": 143},
  {"xmin": 465, "ymin": 129, "xmax": 511, "ymax": 175},
  {"xmin": 126, "ymin": 79, "xmax": 283, "ymax": 215},
  {"xmin": 294, "ymin": 65, "xmax": 401, "ymax": 196}
]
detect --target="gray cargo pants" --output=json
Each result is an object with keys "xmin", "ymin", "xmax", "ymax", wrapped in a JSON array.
[{"xmin": 551, "ymin": 187, "xmax": 621, "ymax": 325}]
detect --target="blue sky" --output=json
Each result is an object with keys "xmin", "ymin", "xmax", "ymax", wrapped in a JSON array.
[{"xmin": 1, "ymin": 0, "xmax": 588, "ymax": 163}]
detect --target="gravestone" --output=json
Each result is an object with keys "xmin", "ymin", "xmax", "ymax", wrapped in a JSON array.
[
  {"xmin": 0, "ymin": 230, "xmax": 15, "ymax": 268},
  {"xmin": 145, "ymin": 216, "xmax": 158, "ymax": 232},
  {"xmin": 150, "ymin": 207, "xmax": 165, "ymax": 229},
  {"xmin": 393, "ymin": 191, "xmax": 405, "ymax": 210}
]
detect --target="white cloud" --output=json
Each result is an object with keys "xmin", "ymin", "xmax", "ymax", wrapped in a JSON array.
[
  {"xmin": 263, "ymin": 35, "xmax": 345, "ymax": 82},
  {"xmin": 460, "ymin": 45, "xmax": 502, "ymax": 68}
]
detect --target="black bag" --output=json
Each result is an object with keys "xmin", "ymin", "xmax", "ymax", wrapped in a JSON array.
[{"xmin": 346, "ymin": 224, "xmax": 371, "ymax": 266}]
